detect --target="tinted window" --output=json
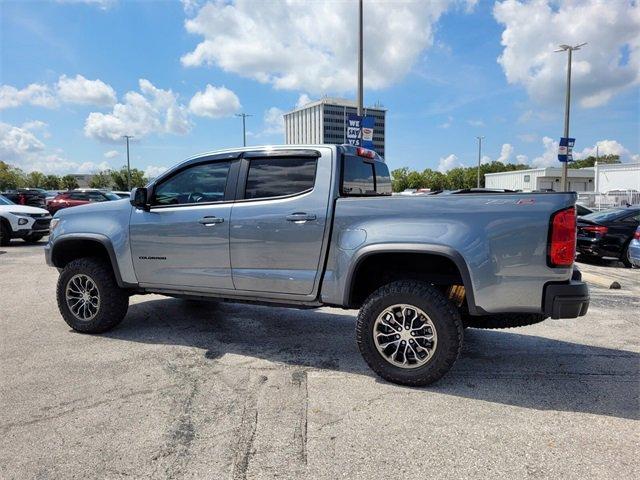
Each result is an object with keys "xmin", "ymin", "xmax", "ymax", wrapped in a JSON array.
[
  {"xmin": 245, "ymin": 157, "xmax": 316, "ymax": 199},
  {"xmin": 0, "ymin": 195, "xmax": 13, "ymax": 205},
  {"xmin": 87, "ymin": 191, "xmax": 108, "ymax": 202},
  {"xmin": 69, "ymin": 192, "xmax": 89, "ymax": 200},
  {"xmin": 104, "ymin": 192, "xmax": 121, "ymax": 201},
  {"xmin": 342, "ymin": 157, "xmax": 375, "ymax": 195},
  {"xmin": 154, "ymin": 161, "xmax": 231, "ymax": 205},
  {"xmin": 375, "ymin": 162, "xmax": 392, "ymax": 195}
]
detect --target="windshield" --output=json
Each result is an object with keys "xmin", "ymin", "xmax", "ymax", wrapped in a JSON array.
[
  {"xmin": 582, "ymin": 209, "xmax": 628, "ymax": 223},
  {"xmin": 104, "ymin": 192, "xmax": 121, "ymax": 201},
  {"xmin": 0, "ymin": 194, "xmax": 14, "ymax": 205}
]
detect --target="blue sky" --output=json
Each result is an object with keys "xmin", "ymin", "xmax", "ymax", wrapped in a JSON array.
[{"xmin": 1, "ymin": 0, "xmax": 638, "ymax": 178}]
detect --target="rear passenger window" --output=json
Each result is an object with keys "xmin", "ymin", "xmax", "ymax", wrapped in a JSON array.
[
  {"xmin": 342, "ymin": 158, "xmax": 375, "ymax": 195},
  {"xmin": 245, "ymin": 157, "xmax": 317, "ymax": 200}
]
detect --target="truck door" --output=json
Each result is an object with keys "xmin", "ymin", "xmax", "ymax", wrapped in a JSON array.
[
  {"xmin": 129, "ymin": 156, "xmax": 239, "ymax": 290},
  {"xmin": 229, "ymin": 149, "xmax": 332, "ymax": 295}
]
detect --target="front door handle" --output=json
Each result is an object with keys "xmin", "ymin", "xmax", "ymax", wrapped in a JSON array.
[
  {"xmin": 198, "ymin": 216, "xmax": 224, "ymax": 226},
  {"xmin": 286, "ymin": 212, "xmax": 316, "ymax": 223}
]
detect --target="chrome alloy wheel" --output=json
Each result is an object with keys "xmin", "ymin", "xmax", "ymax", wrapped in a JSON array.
[
  {"xmin": 65, "ymin": 274, "xmax": 100, "ymax": 321},
  {"xmin": 373, "ymin": 304, "xmax": 437, "ymax": 369}
]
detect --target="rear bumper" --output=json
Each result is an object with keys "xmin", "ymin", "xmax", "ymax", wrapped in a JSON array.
[{"xmin": 543, "ymin": 270, "xmax": 589, "ymax": 319}]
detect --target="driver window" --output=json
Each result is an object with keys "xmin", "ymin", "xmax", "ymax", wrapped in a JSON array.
[{"xmin": 153, "ymin": 161, "xmax": 231, "ymax": 206}]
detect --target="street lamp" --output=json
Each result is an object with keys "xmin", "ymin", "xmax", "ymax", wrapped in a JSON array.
[
  {"xmin": 122, "ymin": 135, "xmax": 133, "ymax": 191},
  {"xmin": 235, "ymin": 113, "xmax": 253, "ymax": 147},
  {"xmin": 476, "ymin": 136, "xmax": 484, "ymax": 188},
  {"xmin": 555, "ymin": 42, "xmax": 586, "ymax": 191}
]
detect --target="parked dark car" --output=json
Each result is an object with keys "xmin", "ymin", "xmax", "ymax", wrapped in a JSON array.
[
  {"xmin": 1, "ymin": 188, "xmax": 47, "ymax": 207},
  {"xmin": 576, "ymin": 204, "xmax": 593, "ymax": 217},
  {"xmin": 47, "ymin": 189, "xmax": 122, "ymax": 214},
  {"xmin": 577, "ymin": 207, "xmax": 640, "ymax": 267}
]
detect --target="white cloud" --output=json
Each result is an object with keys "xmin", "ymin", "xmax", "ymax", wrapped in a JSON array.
[
  {"xmin": 0, "ymin": 83, "xmax": 57, "ymax": 110},
  {"xmin": 181, "ymin": 1, "xmax": 461, "ymax": 94},
  {"xmin": 0, "ymin": 121, "xmax": 110, "ymax": 174},
  {"xmin": 496, "ymin": 143, "xmax": 514, "ymax": 163},
  {"xmin": 531, "ymin": 137, "xmax": 638, "ymax": 168},
  {"xmin": 56, "ymin": 0, "xmax": 116, "ymax": 10},
  {"xmin": 494, "ymin": 0, "xmax": 640, "ymax": 108},
  {"xmin": 439, "ymin": 116, "xmax": 453, "ymax": 129},
  {"xmin": 84, "ymin": 79, "xmax": 191, "ymax": 143},
  {"xmin": 57, "ymin": 74, "xmax": 116, "ymax": 106},
  {"xmin": 262, "ymin": 107, "xmax": 284, "ymax": 135},
  {"xmin": 516, "ymin": 154, "xmax": 529, "ymax": 165},
  {"xmin": 188, "ymin": 84, "xmax": 241, "ymax": 118},
  {"xmin": 296, "ymin": 93, "xmax": 311, "ymax": 108},
  {"xmin": 467, "ymin": 119, "xmax": 485, "ymax": 127},
  {"xmin": 144, "ymin": 165, "xmax": 168, "ymax": 179},
  {"xmin": 437, "ymin": 153, "xmax": 463, "ymax": 173},
  {"xmin": 104, "ymin": 150, "xmax": 119, "ymax": 159}
]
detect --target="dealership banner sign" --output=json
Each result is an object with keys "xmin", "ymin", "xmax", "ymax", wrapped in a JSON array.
[
  {"xmin": 558, "ymin": 137, "xmax": 575, "ymax": 162},
  {"xmin": 346, "ymin": 114, "xmax": 375, "ymax": 151}
]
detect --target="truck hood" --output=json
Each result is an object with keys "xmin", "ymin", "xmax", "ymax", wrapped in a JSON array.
[
  {"xmin": 0, "ymin": 204, "xmax": 49, "ymax": 215},
  {"xmin": 54, "ymin": 198, "xmax": 131, "ymax": 218}
]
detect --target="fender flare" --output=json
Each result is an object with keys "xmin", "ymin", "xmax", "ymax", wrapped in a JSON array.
[
  {"xmin": 343, "ymin": 243, "xmax": 484, "ymax": 315},
  {"xmin": 50, "ymin": 233, "xmax": 136, "ymax": 288}
]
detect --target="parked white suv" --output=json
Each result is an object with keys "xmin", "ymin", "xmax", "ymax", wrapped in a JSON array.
[{"xmin": 0, "ymin": 194, "xmax": 52, "ymax": 246}]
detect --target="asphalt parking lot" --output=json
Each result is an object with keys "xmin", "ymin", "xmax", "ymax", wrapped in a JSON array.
[{"xmin": 1, "ymin": 242, "xmax": 638, "ymax": 480}]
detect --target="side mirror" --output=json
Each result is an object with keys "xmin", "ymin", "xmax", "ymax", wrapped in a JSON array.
[{"xmin": 130, "ymin": 187, "xmax": 149, "ymax": 210}]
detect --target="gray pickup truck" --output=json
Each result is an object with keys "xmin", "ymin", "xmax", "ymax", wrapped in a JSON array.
[{"xmin": 45, "ymin": 145, "xmax": 589, "ymax": 386}]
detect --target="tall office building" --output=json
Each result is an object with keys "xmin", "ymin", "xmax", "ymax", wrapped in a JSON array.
[{"xmin": 283, "ymin": 97, "xmax": 386, "ymax": 157}]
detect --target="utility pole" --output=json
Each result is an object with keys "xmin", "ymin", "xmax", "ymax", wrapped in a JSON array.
[
  {"xmin": 476, "ymin": 136, "xmax": 484, "ymax": 188},
  {"xmin": 555, "ymin": 42, "xmax": 586, "ymax": 191},
  {"xmin": 235, "ymin": 113, "xmax": 253, "ymax": 147},
  {"xmin": 357, "ymin": 0, "xmax": 363, "ymax": 116},
  {"xmin": 122, "ymin": 135, "xmax": 133, "ymax": 191}
]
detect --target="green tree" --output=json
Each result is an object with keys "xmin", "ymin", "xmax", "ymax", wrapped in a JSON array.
[
  {"xmin": 61, "ymin": 175, "xmax": 79, "ymax": 190},
  {"xmin": 390, "ymin": 167, "xmax": 410, "ymax": 192},
  {"xmin": 26, "ymin": 171, "xmax": 46, "ymax": 188},
  {"xmin": 0, "ymin": 161, "xmax": 27, "ymax": 190},
  {"xmin": 422, "ymin": 169, "xmax": 447, "ymax": 191},
  {"xmin": 569, "ymin": 154, "xmax": 619, "ymax": 169},
  {"xmin": 43, "ymin": 175, "xmax": 61, "ymax": 190},
  {"xmin": 89, "ymin": 170, "xmax": 113, "ymax": 189},
  {"xmin": 110, "ymin": 166, "xmax": 147, "ymax": 191}
]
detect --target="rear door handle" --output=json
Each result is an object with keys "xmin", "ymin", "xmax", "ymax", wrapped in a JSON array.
[
  {"xmin": 198, "ymin": 216, "xmax": 224, "ymax": 226},
  {"xmin": 286, "ymin": 212, "xmax": 316, "ymax": 222}
]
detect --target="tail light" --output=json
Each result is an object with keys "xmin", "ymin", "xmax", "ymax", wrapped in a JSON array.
[
  {"xmin": 356, "ymin": 147, "xmax": 375, "ymax": 159},
  {"xmin": 548, "ymin": 207, "xmax": 576, "ymax": 267},
  {"xmin": 18, "ymin": 194, "xmax": 26, "ymax": 205},
  {"xmin": 634, "ymin": 229, "xmax": 640, "ymax": 240},
  {"xmin": 581, "ymin": 225, "xmax": 608, "ymax": 236}
]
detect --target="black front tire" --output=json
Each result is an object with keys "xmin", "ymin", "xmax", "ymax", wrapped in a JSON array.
[
  {"xmin": 56, "ymin": 257, "xmax": 129, "ymax": 333},
  {"xmin": 356, "ymin": 280, "xmax": 464, "ymax": 387},
  {"xmin": 23, "ymin": 233, "xmax": 44, "ymax": 243},
  {"xmin": 0, "ymin": 221, "xmax": 11, "ymax": 246}
]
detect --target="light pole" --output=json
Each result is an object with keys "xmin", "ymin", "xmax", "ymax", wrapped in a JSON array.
[
  {"xmin": 122, "ymin": 135, "xmax": 133, "ymax": 191},
  {"xmin": 476, "ymin": 136, "xmax": 484, "ymax": 188},
  {"xmin": 235, "ymin": 113, "xmax": 253, "ymax": 147},
  {"xmin": 555, "ymin": 42, "xmax": 586, "ymax": 191},
  {"xmin": 357, "ymin": 0, "xmax": 364, "ymax": 116}
]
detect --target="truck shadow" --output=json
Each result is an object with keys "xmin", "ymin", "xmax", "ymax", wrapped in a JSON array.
[{"xmin": 105, "ymin": 297, "xmax": 639, "ymax": 420}]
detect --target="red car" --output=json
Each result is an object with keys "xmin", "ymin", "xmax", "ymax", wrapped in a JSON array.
[{"xmin": 47, "ymin": 189, "xmax": 122, "ymax": 214}]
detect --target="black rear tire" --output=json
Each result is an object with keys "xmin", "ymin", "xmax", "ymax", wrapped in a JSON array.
[
  {"xmin": 621, "ymin": 244, "xmax": 632, "ymax": 268},
  {"xmin": 356, "ymin": 280, "xmax": 463, "ymax": 387},
  {"xmin": 463, "ymin": 313, "xmax": 547, "ymax": 329},
  {"xmin": 56, "ymin": 257, "xmax": 129, "ymax": 333}
]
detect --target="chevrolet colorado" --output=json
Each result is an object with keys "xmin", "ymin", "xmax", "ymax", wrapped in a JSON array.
[{"xmin": 45, "ymin": 145, "xmax": 589, "ymax": 386}]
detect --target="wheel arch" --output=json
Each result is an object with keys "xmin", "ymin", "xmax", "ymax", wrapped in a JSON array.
[
  {"xmin": 50, "ymin": 234, "xmax": 129, "ymax": 288},
  {"xmin": 344, "ymin": 244, "xmax": 481, "ymax": 314}
]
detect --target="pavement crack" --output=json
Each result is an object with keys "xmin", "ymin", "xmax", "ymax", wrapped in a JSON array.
[
  {"xmin": 292, "ymin": 370, "xmax": 308, "ymax": 465},
  {"xmin": 232, "ymin": 374, "xmax": 267, "ymax": 480}
]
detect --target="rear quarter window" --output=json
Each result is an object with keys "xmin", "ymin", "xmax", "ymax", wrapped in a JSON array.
[
  {"xmin": 245, "ymin": 157, "xmax": 317, "ymax": 200},
  {"xmin": 342, "ymin": 156, "xmax": 391, "ymax": 196}
]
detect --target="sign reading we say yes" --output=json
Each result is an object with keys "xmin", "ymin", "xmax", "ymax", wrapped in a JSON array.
[{"xmin": 346, "ymin": 114, "xmax": 375, "ymax": 151}]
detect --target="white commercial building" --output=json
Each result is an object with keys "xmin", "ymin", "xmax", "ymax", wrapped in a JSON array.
[
  {"xmin": 593, "ymin": 162, "xmax": 640, "ymax": 193},
  {"xmin": 484, "ymin": 167, "xmax": 595, "ymax": 192},
  {"xmin": 283, "ymin": 97, "xmax": 386, "ymax": 157}
]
